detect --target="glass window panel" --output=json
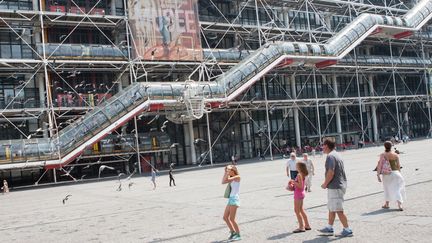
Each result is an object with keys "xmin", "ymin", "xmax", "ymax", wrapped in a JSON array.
[
  {"xmin": 10, "ymin": 142, "xmax": 24, "ymax": 161},
  {"xmin": 241, "ymin": 62, "xmax": 256, "ymax": 76},
  {"xmin": 24, "ymin": 142, "xmax": 39, "ymax": 160},
  {"xmin": 0, "ymin": 143, "xmax": 10, "ymax": 161},
  {"xmin": 91, "ymin": 111, "xmax": 108, "ymax": 127},
  {"xmin": 11, "ymin": 45, "xmax": 22, "ymax": 58},
  {"xmin": 0, "ymin": 32, "xmax": 10, "ymax": 43},
  {"xmin": 230, "ymin": 71, "xmax": 243, "ymax": 87},
  {"xmin": 254, "ymin": 53, "xmax": 269, "ymax": 66},
  {"xmin": 104, "ymin": 99, "xmax": 125, "ymax": 118},
  {"xmin": 1, "ymin": 44, "xmax": 12, "ymax": 58}
]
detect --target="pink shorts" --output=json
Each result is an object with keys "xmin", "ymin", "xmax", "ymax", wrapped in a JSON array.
[{"xmin": 294, "ymin": 190, "xmax": 305, "ymax": 200}]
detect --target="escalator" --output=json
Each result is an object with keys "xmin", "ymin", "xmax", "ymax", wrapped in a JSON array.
[{"xmin": 1, "ymin": 0, "xmax": 432, "ymax": 169}]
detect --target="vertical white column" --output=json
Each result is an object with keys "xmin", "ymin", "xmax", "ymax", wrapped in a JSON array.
[
  {"xmin": 365, "ymin": 45, "xmax": 371, "ymax": 56},
  {"xmin": 35, "ymin": 25, "xmax": 47, "ymax": 136},
  {"xmin": 325, "ymin": 12, "xmax": 332, "ymax": 30},
  {"xmin": 333, "ymin": 74, "xmax": 343, "ymax": 144},
  {"xmin": 32, "ymin": 0, "xmax": 39, "ymax": 10},
  {"xmin": 428, "ymin": 73, "xmax": 432, "ymax": 133},
  {"xmin": 37, "ymin": 74, "xmax": 46, "ymax": 108},
  {"xmin": 189, "ymin": 120, "xmax": 197, "ymax": 164},
  {"xmin": 206, "ymin": 113, "xmax": 213, "ymax": 165},
  {"xmin": 369, "ymin": 75, "xmax": 379, "ymax": 142},
  {"xmin": 371, "ymin": 105, "xmax": 378, "ymax": 141},
  {"xmin": 183, "ymin": 123, "xmax": 191, "ymax": 164},
  {"xmin": 403, "ymin": 103, "xmax": 409, "ymax": 135},
  {"xmin": 133, "ymin": 117, "xmax": 142, "ymax": 174},
  {"xmin": 184, "ymin": 120, "xmax": 197, "ymax": 164},
  {"xmin": 366, "ymin": 104, "xmax": 373, "ymax": 141},
  {"xmin": 291, "ymin": 74, "xmax": 301, "ymax": 147},
  {"xmin": 38, "ymin": 0, "xmax": 55, "ymax": 139},
  {"xmin": 263, "ymin": 77, "xmax": 273, "ymax": 160},
  {"xmin": 243, "ymin": 110, "xmax": 252, "ymax": 158},
  {"xmin": 282, "ymin": 10, "xmax": 288, "ymax": 28},
  {"xmin": 119, "ymin": 74, "xmax": 129, "ymax": 92},
  {"xmin": 111, "ymin": 0, "xmax": 116, "ymax": 15}
]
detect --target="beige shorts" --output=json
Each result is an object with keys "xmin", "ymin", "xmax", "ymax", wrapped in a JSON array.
[{"xmin": 327, "ymin": 188, "xmax": 346, "ymax": 212}]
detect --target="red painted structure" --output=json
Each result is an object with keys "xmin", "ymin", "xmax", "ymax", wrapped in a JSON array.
[
  {"xmin": 315, "ymin": 60, "xmax": 337, "ymax": 69},
  {"xmin": 393, "ymin": 31, "xmax": 413, "ymax": 39}
]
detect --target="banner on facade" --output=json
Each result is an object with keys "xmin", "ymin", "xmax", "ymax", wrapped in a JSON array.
[{"xmin": 128, "ymin": 0, "xmax": 202, "ymax": 61}]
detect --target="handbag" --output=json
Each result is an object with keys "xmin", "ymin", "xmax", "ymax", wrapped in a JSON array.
[
  {"xmin": 288, "ymin": 183, "xmax": 295, "ymax": 191},
  {"xmin": 224, "ymin": 183, "xmax": 231, "ymax": 198},
  {"xmin": 378, "ymin": 154, "xmax": 392, "ymax": 175},
  {"xmin": 287, "ymin": 181, "xmax": 295, "ymax": 191}
]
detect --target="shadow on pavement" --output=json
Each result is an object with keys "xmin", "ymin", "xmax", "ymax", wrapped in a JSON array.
[
  {"xmin": 210, "ymin": 240, "xmax": 230, "ymax": 243},
  {"xmin": 267, "ymin": 232, "xmax": 292, "ymax": 240},
  {"xmin": 150, "ymin": 216, "xmax": 277, "ymax": 242},
  {"xmin": 303, "ymin": 235, "xmax": 343, "ymax": 242},
  {"xmin": 362, "ymin": 208, "xmax": 401, "ymax": 216}
]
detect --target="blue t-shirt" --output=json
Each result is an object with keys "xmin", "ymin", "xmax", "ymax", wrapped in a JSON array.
[{"xmin": 325, "ymin": 150, "xmax": 347, "ymax": 189}]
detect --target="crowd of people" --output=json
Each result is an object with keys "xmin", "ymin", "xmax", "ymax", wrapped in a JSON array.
[{"xmin": 221, "ymin": 138, "xmax": 406, "ymax": 241}]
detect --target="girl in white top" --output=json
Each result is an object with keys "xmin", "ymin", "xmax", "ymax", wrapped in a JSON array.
[
  {"xmin": 302, "ymin": 153, "xmax": 315, "ymax": 192},
  {"xmin": 222, "ymin": 165, "xmax": 241, "ymax": 241}
]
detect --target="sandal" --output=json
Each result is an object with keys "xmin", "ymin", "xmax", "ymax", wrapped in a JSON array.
[
  {"xmin": 305, "ymin": 227, "xmax": 312, "ymax": 231},
  {"xmin": 382, "ymin": 205, "xmax": 389, "ymax": 209},
  {"xmin": 397, "ymin": 201, "xmax": 403, "ymax": 211},
  {"xmin": 293, "ymin": 229, "xmax": 306, "ymax": 233}
]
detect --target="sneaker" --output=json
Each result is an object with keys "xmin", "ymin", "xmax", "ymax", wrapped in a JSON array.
[
  {"xmin": 340, "ymin": 228, "xmax": 353, "ymax": 237},
  {"xmin": 228, "ymin": 232, "xmax": 235, "ymax": 240},
  {"xmin": 231, "ymin": 233, "xmax": 241, "ymax": 241},
  {"xmin": 318, "ymin": 226, "xmax": 334, "ymax": 235}
]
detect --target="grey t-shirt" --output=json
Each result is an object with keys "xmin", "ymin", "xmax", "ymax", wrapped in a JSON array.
[{"xmin": 325, "ymin": 150, "xmax": 347, "ymax": 189}]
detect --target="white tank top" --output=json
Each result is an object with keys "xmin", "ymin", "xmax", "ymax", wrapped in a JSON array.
[{"xmin": 230, "ymin": 181, "xmax": 240, "ymax": 197}]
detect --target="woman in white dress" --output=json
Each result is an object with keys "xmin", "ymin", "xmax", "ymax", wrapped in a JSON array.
[{"xmin": 376, "ymin": 141, "xmax": 406, "ymax": 210}]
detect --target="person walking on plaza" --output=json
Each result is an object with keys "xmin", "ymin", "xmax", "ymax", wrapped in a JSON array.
[
  {"xmin": 289, "ymin": 162, "xmax": 311, "ymax": 233},
  {"xmin": 231, "ymin": 155, "xmax": 237, "ymax": 165},
  {"xmin": 151, "ymin": 168, "xmax": 157, "ymax": 190},
  {"xmin": 302, "ymin": 153, "xmax": 315, "ymax": 192},
  {"xmin": 222, "ymin": 165, "xmax": 241, "ymax": 241},
  {"xmin": 376, "ymin": 141, "xmax": 406, "ymax": 211},
  {"xmin": 1, "ymin": 179, "xmax": 9, "ymax": 194},
  {"xmin": 169, "ymin": 167, "xmax": 176, "ymax": 187},
  {"xmin": 286, "ymin": 153, "xmax": 298, "ymax": 179},
  {"xmin": 319, "ymin": 139, "xmax": 353, "ymax": 237}
]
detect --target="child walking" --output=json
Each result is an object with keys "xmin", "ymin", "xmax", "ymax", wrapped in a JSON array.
[
  {"xmin": 289, "ymin": 162, "xmax": 311, "ymax": 233},
  {"xmin": 222, "ymin": 165, "xmax": 241, "ymax": 241}
]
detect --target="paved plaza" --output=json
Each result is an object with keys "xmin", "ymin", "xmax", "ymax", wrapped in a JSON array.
[{"xmin": 1, "ymin": 140, "xmax": 432, "ymax": 242}]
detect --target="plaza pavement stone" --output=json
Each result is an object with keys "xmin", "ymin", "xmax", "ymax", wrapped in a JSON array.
[{"xmin": 0, "ymin": 139, "xmax": 431, "ymax": 242}]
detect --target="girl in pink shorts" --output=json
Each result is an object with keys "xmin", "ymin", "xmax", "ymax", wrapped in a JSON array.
[{"xmin": 289, "ymin": 162, "xmax": 311, "ymax": 233}]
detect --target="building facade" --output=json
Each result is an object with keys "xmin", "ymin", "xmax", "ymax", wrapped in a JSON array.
[{"xmin": 0, "ymin": 0, "xmax": 431, "ymax": 186}]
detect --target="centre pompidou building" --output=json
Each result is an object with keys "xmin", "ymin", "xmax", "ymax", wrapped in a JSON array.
[{"xmin": 0, "ymin": 0, "xmax": 431, "ymax": 186}]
